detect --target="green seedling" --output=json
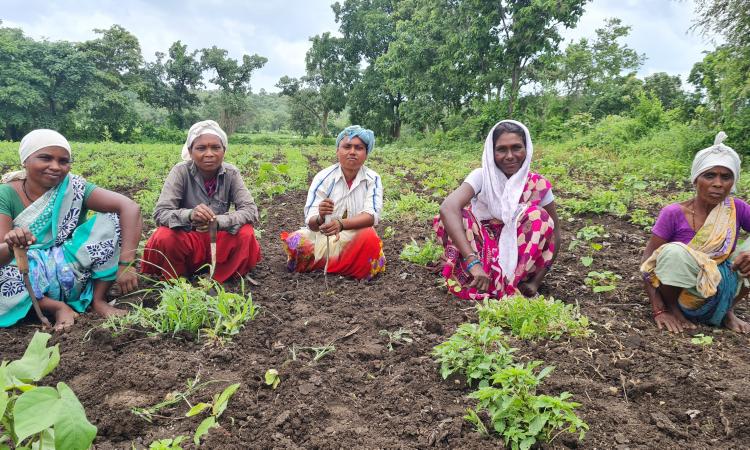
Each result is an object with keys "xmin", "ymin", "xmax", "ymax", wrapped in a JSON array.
[
  {"xmin": 291, "ymin": 344, "xmax": 336, "ymax": 362},
  {"xmin": 187, "ymin": 383, "xmax": 241, "ymax": 446},
  {"xmin": 148, "ymin": 436, "xmax": 186, "ymax": 450},
  {"xmin": 265, "ymin": 369, "xmax": 281, "ymax": 389},
  {"xmin": 383, "ymin": 226, "xmax": 395, "ymax": 239},
  {"xmin": 379, "ymin": 328, "xmax": 414, "ymax": 351},
  {"xmin": 569, "ymin": 225, "xmax": 606, "ymax": 267},
  {"xmin": 131, "ymin": 375, "xmax": 221, "ymax": 423},
  {"xmin": 475, "ymin": 295, "xmax": 591, "ymax": 340},
  {"xmin": 0, "ymin": 332, "xmax": 97, "ymax": 450},
  {"xmin": 432, "ymin": 323, "xmax": 516, "ymax": 387},
  {"xmin": 467, "ymin": 361, "xmax": 588, "ymax": 449},
  {"xmin": 584, "ymin": 271, "xmax": 622, "ymax": 293},
  {"xmin": 399, "ymin": 238, "xmax": 444, "ymax": 265},
  {"xmin": 691, "ymin": 333, "xmax": 714, "ymax": 346}
]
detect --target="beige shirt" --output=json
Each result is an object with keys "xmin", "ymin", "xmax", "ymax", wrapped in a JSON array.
[{"xmin": 153, "ymin": 161, "xmax": 259, "ymax": 234}]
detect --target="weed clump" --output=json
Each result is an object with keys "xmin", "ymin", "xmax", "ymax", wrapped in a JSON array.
[
  {"xmin": 104, "ymin": 278, "xmax": 258, "ymax": 342},
  {"xmin": 476, "ymin": 295, "xmax": 591, "ymax": 340},
  {"xmin": 399, "ymin": 238, "xmax": 443, "ymax": 265}
]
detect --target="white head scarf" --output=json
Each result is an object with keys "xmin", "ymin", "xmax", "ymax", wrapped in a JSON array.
[
  {"xmin": 471, "ymin": 120, "xmax": 533, "ymax": 283},
  {"xmin": 690, "ymin": 131, "xmax": 741, "ymax": 192},
  {"xmin": 181, "ymin": 120, "xmax": 228, "ymax": 161},
  {"xmin": 2, "ymin": 129, "xmax": 72, "ymax": 183}
]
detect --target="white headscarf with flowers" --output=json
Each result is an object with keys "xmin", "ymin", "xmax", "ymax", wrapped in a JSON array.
[
  {"xmin": 690, "ymin": 131, "xmax": 741, "ymax": 192},
  {"xmin": 181, "ymin": 120, "xmax": 228, "ymax": 161},
  {"xmin": 471, "ymin": 120, "xmax": 533, "ymax": 283}
]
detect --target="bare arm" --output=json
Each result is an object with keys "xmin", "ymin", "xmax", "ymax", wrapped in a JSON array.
[{"xmin": 543, "ymin": 201, "xmax": 561, "ymax": 263}]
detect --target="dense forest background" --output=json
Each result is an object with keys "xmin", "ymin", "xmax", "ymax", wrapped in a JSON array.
[{"xmin": 1, "ymin": 0, "xmax": 747, "ymax": 153}]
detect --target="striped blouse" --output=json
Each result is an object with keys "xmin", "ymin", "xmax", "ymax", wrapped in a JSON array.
[{"xmin": 303, "ymin": 163, "xmax": 383, "ymax": 226}]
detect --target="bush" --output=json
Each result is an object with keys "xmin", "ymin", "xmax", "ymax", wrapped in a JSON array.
[{"xmin": 476, "ymin": 295, "xmax": 591, "ymax": 340}]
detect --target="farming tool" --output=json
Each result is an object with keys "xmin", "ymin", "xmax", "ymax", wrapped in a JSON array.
[
  {"xmin": 13, "ymin": 246, "xmax": 51, "ymax": 328},
  {"xmin": 209, "ymin": 220, "xmax": 218, "ymax": 279},
  {"xmin": 323, "ymin": 214, "xmax": 332, "ymax": 290}
]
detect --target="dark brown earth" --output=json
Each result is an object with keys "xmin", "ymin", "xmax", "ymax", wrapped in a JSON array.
[{"xmin": 4, "ymin": 182, "xmax": 750, "ymax": 449}]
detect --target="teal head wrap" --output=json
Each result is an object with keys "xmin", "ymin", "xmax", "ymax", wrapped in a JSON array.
[{"xmin": 336, "ymin": 125, "xmax": 375, "ymax": 153}]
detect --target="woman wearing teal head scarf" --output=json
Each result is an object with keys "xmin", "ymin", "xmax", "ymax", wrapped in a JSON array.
[
  {"xmin": 0, "ymin": 129, "xmax": 142, "ymax": 331},
  {"xmin": 281, "ymin": 125, "xmax": 386, "ymax": 280}
]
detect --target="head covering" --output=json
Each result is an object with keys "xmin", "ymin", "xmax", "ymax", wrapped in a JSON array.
[
  {"xmin": 691, "ymin": 131, "xmax": 741, "ymax": 192},
  {"xmin": 181, "ymin": 120, "xmax": 228, "ymax": 161},
  {"xmin": 336, "ymin": 125, "xmax": 375, "ymax": 153},
  {"xmin": 2, "ymin": 129, "xmax": 72, "ymax": 183},
  {"xmin": 471, "ymin": 119, "xmax": 533, "ymax": 283}
]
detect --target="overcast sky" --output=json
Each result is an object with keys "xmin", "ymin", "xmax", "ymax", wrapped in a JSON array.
[{"xmin": 1, "ymin": 0, "xmax": 716, "ymax": 92}]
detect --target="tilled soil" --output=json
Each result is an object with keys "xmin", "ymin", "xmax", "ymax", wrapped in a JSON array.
[{"xmin": 4, "ymin": 186, "xmax": 750, "ymax": 449}]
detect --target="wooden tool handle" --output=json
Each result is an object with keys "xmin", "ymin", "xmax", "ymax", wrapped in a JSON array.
[{"xmin": 13, "ymin": 246, "xmax": 29, "ymax": 273}]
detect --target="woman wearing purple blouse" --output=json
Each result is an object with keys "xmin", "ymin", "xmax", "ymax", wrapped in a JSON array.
[{"xmin": 641, "ymin": 132, "xmax": 750, "ymax": 333}]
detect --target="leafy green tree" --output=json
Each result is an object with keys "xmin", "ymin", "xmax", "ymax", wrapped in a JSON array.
[
  {"xmin": 276, "ymin": 76, "xmax": 322, "ymax": 137},
  {"xmin": 77, "ymin": 25, "xmax": 143, "ymax": 88},
  {"xmin": 201, "ymin": 46, "xmax": 267, "ymax": 135},
  {"xmin": 643, "ymin": 72, "xmax": 684, "ymax": 111}
]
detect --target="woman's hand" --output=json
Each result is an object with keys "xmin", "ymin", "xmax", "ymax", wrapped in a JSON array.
[
  {"xmin": 468, "ymin": 264, "xmax": 490, "ymax": 292},
  {"xmin": 191, "ymin": 204, "xmax": 216, "ymax": 230},
  {"xmin": 319, "ymin": 218, "xmax": 343, "ymax": 238},
  {"xmin": 732, "ymin": 251, "xmax": 750, "ymax": 277},
  {"xmin": 115, "ymin": 266, "xmax": 138, "ymax": 295},
  {"xmin": 4, "ymin": 227, "xmax": 35, "ymax": 249},
  {"xmin": 318, "ymin": 198, "xmax": 334, "ymax": 218}
]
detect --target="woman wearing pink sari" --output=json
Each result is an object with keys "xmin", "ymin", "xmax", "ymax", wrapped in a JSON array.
[{"xmin": 434, "ymin": 120, "xmax": 560, "ymax": 300}]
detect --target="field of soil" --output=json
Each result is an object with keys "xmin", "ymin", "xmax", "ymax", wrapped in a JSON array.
[{"xmin": 4, "ymin": 170, "xmax": 750, "ymax": 449}]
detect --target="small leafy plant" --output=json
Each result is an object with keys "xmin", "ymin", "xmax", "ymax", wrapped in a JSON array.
[
  {"xmin": 104, "ymin": 278, "xmax": 258, "ymax": 342},
  {"xmin": 475, "ymin": 295, "xmax": 591, "ymax": 340},
  {"xmin": 399, "ymin": 238, "xmax": 444, "ymax": 265},
  {"xmin": 148, "ymin": 436, "xmax": 186, "ymax": 450},
  {"xmin": 379, "ymin": 328, "xmax": 414, "ymax": 351},
  {"xmin": 466, "ymin": 362, "xmax": 588, "ymax": 450},
  {"xmin": 568, "ymin": 225, "xmax": 606, "ymax": 267},
  {"xmin": 0, "ymin": 332, "xmax": 97, "ymax": 450},
  {"xmin": 432, "ymin": 323, "xmax": 516, "ymax": 387},
  {"xmin": 264, "ymin": 369, "xmax": 280, "ymax": 389},
  {"xmin": 691, "ymin": 333, "xmax": 714, "ymax": 346},
  {"xmin": 186, "ymin": 383, "xmax": 241, "ymax": 446},
  {"xmin": 584, "ymin": 271, "xmax": 622, "ymax": 293}
]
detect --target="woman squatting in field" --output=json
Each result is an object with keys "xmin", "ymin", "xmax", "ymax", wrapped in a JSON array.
[
  {"xmin": 141, "ymin": 120, "xmax": 262, "ymax": 283},
  {"xmin": 434, "ymin": 120, "xmax": 561, "ymax": 300},
  {"xmin": 280, "ymin": 125, "xmax": 386, "ymax": 280},
  {"xmin": 0, "ymin": 129, "xmax": 142, "ymax": 330},
  {"xmin": 641, "ymin": 132, "xmax": 750, "ymax": 333}
]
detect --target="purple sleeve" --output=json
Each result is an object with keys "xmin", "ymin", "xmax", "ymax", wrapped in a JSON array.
[
  {"xmin": 651, "ymin": 204, "xmax": 677, "ymax": 241},
  {"xmin": 735, "ymin": 198, "xmax": 750, "ymax": 232}
]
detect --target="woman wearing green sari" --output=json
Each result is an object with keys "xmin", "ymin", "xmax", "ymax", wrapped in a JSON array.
[
  {"xmin": 0, "ymin": 130, "xmax": 142, "ymax": 331},
  {"xmin": 641, "ymin": 132, "xmax": 750, "ymax": 333}
]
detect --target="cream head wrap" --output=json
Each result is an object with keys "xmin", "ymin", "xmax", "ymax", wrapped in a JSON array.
[
  {"xmin": 471, "ymin": 120, "xmax": 533, "ymax": 284},
  {"xmin": 2, "ymin": 129, "xmax": 72, "ymax": 183},
  {"xmin": 691, "ymin": 131, "xmax": 741, "ymax": 192},
  {"xmin": 181, "ymin": 120, "xmax": 228, "ymax": 161}
]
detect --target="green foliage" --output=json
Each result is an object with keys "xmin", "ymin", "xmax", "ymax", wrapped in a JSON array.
[
  {"xmin": 264, "ymin": 369, "xmax": 281, "ymax": 389},
  {"xmin": 148, "ymin": 436, "xmax": 186, "ymax": 450},
  {"xmin": 584, "ymin": 271, "xmax": 622, "ymax": 293},
  {"xmin": 383, "ymin": 192, "xmax": 439, "ymax": 221},
  {"xmin": 188, "ymin": 383, "xmax": 241, "ymax": 446},
  {"xmin": 432, "ymin": 323, "xmax": 516, "ymax": 387},
  {"xmin": 467, "ymin": 362, "xmax": 588, "ymax": 450},
  {"xmin": 104, "ymin": 278, "xmax": 258, "ymax": 342},
  {"xmin": 399, "ymin": 238, "xmax": 443, "ymax": 265},
  {"xmin": 476, "ymin": 295, "xmax": 591, "ymax": 340},
  {"xmin": 691, "ymin": 333, "xmax": 714, "ymax": 346},
  {"xmin": 0, "ymin": 332, "xmax": 97, "ymax": 450}
]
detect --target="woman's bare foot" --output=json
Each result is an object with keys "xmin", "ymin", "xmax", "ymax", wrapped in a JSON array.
[
  {"xmin": 53, "ymin": 307, "xmax": 78, "ymax": 332},
  {"xmin": 518, "ymin": 280, "xmax": 540, "ymax": 297},
  {"xmin": 724, "ymin": 310, "xmax": 750, "ymax": 333},
  {"xmin": 91, "ymin": 299, "xmax": 128, "ymax": 318}
]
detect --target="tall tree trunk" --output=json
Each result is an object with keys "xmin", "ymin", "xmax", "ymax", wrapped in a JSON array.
[{"xmin": 321, "ymin": 109, "xmax": 329, "ymax": 136}]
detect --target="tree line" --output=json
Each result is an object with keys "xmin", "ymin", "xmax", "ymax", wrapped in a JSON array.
[{"xmin": 1, "ymin": 0, "xmax": 748, "ymax": 150}]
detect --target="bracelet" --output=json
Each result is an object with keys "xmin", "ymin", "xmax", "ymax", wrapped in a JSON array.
[
  {"xmin": 118, "ymin": 260, "xmax": 134, "ymax": 267},
  {"xmin": 462, "ymin": 252, "xmax": 479, "ymax": 263},
  {"xmin": 337, "ymin": 219, "xmax": 345, "ymax": 231},
  {"xmin": 465, "ymin": 259, "xmax": 481, "ymax": 272},
  {"xmin": 653, "ymin": 309, "xmax": 666, "ymax": 318}
]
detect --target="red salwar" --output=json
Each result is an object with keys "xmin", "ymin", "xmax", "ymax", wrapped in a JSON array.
[
  {"xmin": 141, "ymin": 224, "xmax": 261, "ymax": 283},
  {"xmin": 280, "ymin": 227, "xmax": 386, "ymax": 280}
]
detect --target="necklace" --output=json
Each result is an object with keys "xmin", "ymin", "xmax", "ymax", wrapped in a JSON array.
[{"xmin": 21, "ymin": 179, "xmax": 35, "ymax": 203}]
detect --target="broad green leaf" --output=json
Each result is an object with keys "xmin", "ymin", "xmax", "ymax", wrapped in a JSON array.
[
  {"xmin": 0, "ymin": 363, "xmax": 10, "ymax": 391},
  {"xmin": 212, "ymin": 383, "xmax": 240, "ymax": 417},
  {"xmin": 13, "ymin": 387, "xmax": 60, "ymax": 442},
  {"xmin": 264, "ymin": 369, "xmax": 280, "ymax": 389},
  {"xmin": 580, "ymin": 256, "xmax": 593, "ymax": 267},
  {"xmin": 185, "ymin": 402, "xmax": 211, "ymax": 417},
  {"xmin": 520, "ymin": 436, "xmax": 537, "ymax": 450},
  {"xmin": 7, "ymin": 332, "xmax": 60, "ymax": 382},
  {"xmin": 31, "ymin": 428, "xmax": 55, "ymax": 450},
  {"xmin": 54, "ymin": 383, "xmax": 97, "ymax": 450},
  {"xmin": 528, "ymin": 412, "xmax": 549, "ymax": 436},
  {"xmin": 193, "ymin": 416, "xmax": 216, "ymax": 446}
]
